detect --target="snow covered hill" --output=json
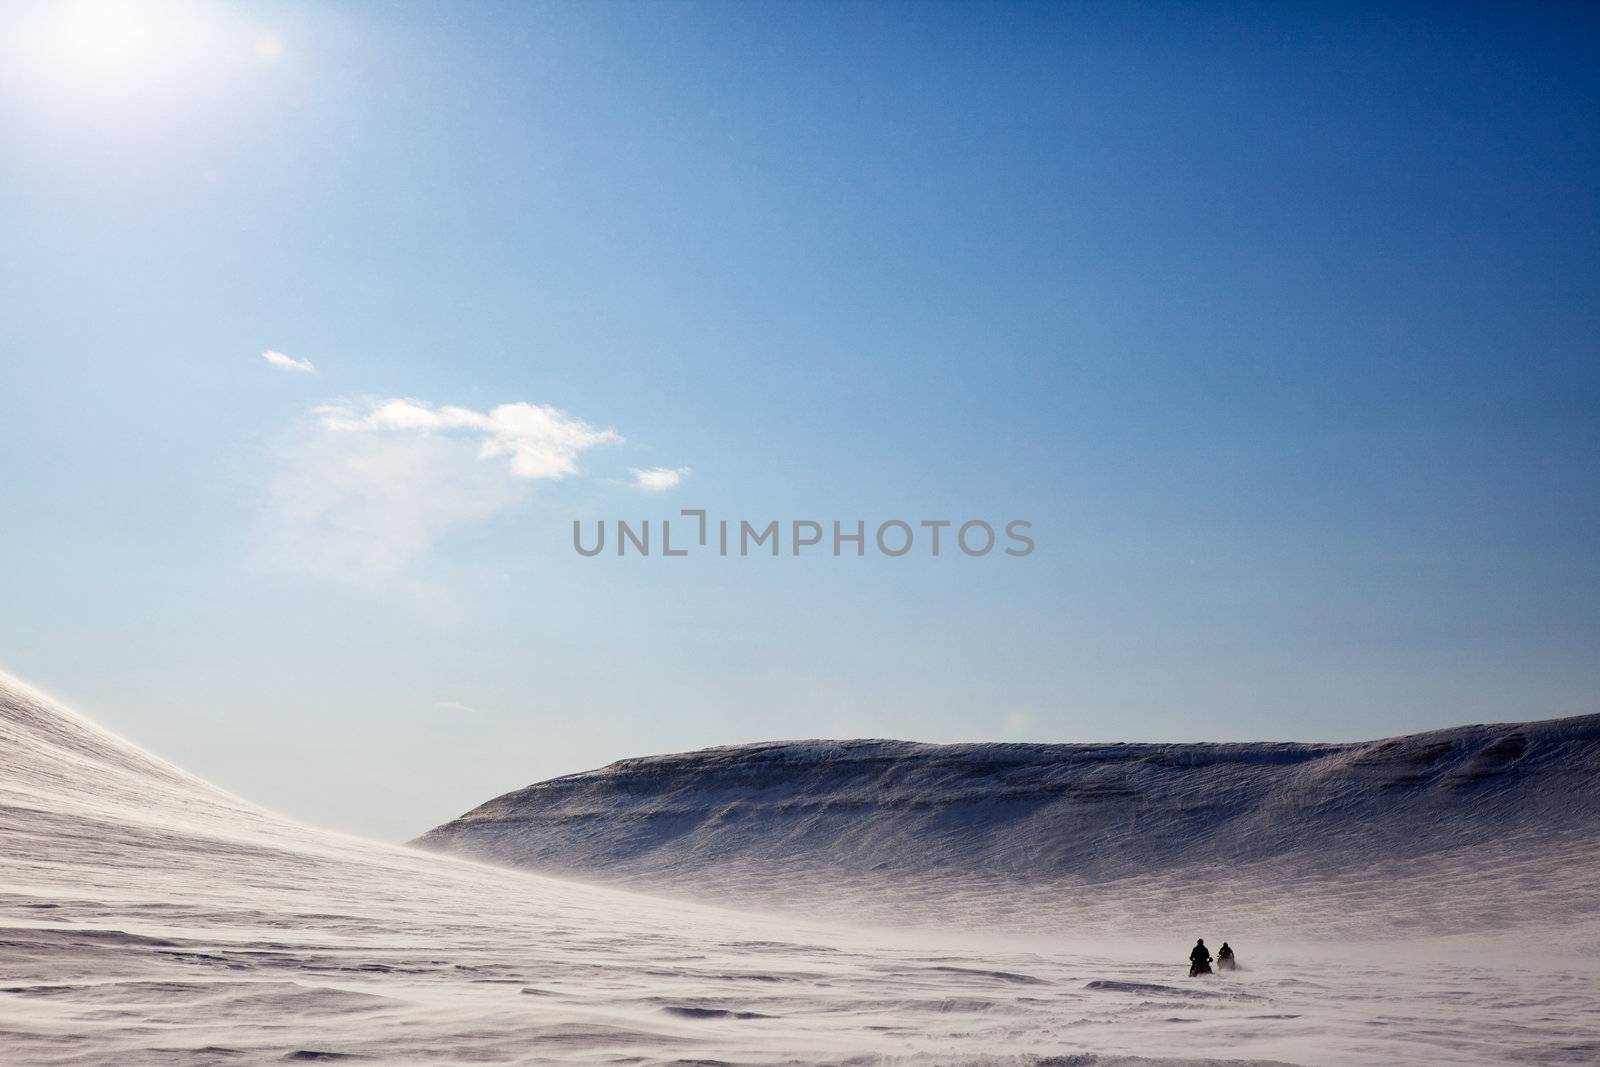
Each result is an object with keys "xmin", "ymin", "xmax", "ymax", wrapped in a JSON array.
[
  {"xmin": 414, "ymin": 718, "xmax": 1600, "ymax": 933},
  {"xmin": 6, "ymin": 668, "xmax": 1600, "ymax": 1065}
]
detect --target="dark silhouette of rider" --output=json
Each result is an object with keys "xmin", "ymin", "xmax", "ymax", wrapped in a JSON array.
[{"xmin": 1189, "ymin": 938, "xmax": 1212, "ymax": 976}]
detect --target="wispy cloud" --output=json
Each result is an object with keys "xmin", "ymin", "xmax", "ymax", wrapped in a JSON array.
[
  {"xmin": 260, "ymin": 419, "xmax": 523, "ymax": 584},
  {"xmin": 630, "ymin": 466, "xmax": 691, "ymax": 491},
  {"xmin": 258, "ymin": 396, "xmax": 630, "ymax": 587},
  {"xmin": 436, "ymin": 700, "xmax": 476, "ymax": 713},
  {"xmin": 262, "ymin": 349, "xmax": 316, "ymax": 373},
  {"xmin": 315, "ymin": 398, "xmax": 621, "ymax": 480}
]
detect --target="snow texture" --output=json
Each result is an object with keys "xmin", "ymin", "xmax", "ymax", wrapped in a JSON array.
[
  {"xmin": 415, "ymin": 722, "xmax": 1600, "ymax": 936},
  {"xmin": 4, "ymin": 669, "xmax": 1600, "ymax": 1064}
]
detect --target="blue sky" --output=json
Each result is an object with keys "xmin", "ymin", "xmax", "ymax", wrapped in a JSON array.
[{"xmin": 2, "ymin": 1, "xmax": 1596, "ymax": 839}]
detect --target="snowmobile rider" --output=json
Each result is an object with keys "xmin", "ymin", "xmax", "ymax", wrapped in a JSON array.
[
  {"xmin": 1189, "ymin": 938, "xmax": 1212, "ymax": 976},
  {"xmin": 1217, "ymin": 942, "xmax": 1236, "ymax": 970}
]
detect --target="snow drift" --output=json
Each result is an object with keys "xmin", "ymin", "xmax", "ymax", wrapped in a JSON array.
[
  {"xmin": 0, "ymin": 668, "xmax": 1142, "ymax": 1065},
  {"xmin": 6, "ymin": 668, "xmax": 1600, "ymax": 1065},
  {"xmin": 414, "ymin": 718, "xmax": 1600, "ymax": 934}
]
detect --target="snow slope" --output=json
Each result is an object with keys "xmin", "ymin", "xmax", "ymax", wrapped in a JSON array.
[
  {"xmin": 414, "ymin": 721, "xmax": 1600, "ymax": 936},
  {"xmin": 5, "ymin": 669, "xmax": 1600, "ymax": 1065}
]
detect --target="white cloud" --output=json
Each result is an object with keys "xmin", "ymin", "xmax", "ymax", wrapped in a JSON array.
[
  {"xmin": 262, "ymin": 349, "xmax": 315, "ymax": 373},
  {"xmin": 436, "ymin": 700, "xmax": 475, "ymax": 713},
  {"xmin": 260, "ymin": 422, "xmax": 523, "ymax": 585},
  {"xmin": 630, "ymin": 466, "xmax": 691, "ymax": 491},
  {"xmin": 258, "ymin": 396, "xmax": 630, "ymax": 588},
  {"xmin": 315, "ymin": 398, "xmax": 621, "ymax": 480}
]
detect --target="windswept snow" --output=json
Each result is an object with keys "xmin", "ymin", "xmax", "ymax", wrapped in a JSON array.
[
  {"xmin": 4, "ymin": 670, "xmax": 1600, "ymax": 1065},
  {"xmin": 413, "ymin": 723, "xmax": 1600, "ymax": 937}
]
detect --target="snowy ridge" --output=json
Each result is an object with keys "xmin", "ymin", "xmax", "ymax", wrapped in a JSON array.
[
  {"xmin": 415, "ymin": 717, "xmax": 1600, "ymax": 932},
  {"xmin": 6, "ymin": 669, "xmax": 1600, "ymax": 1064}
]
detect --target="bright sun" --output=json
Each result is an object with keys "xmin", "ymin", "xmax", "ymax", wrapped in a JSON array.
[
  {"xmin": 46, "ymin": 0, "xmax": 207, "ymax": 84},
  {"xmin": 18, "ymin": 0, "xmax": 281, "ymax": 113}
]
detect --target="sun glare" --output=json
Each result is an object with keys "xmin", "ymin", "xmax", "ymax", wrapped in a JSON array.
[
  {"xmin": 16, "ymin": 0, "xmax": 282, "ymax": 114},
  {"xmin": 53, "ymin": 0, "xmax": 169, "ymax": 81}
]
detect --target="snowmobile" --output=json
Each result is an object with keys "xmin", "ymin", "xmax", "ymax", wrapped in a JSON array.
[
  {"xmin": 1217, "ymin": 952, "xmax": 1236, "ymax": 972},
  {"xmin": 1188, "ymin": 958, "xmax": 1212, "ymax": 977}
]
